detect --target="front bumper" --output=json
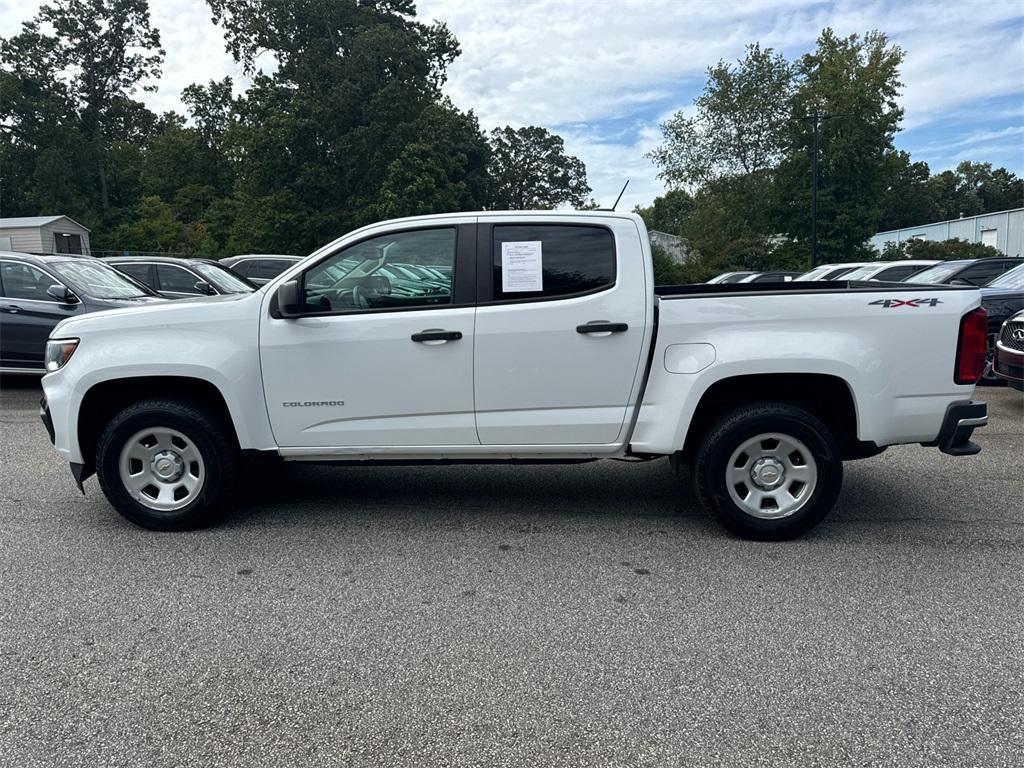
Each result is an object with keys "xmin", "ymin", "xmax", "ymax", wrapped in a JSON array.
[
  {"xmin": 993, "ymin": 344, "xmax": 1023, "ymax": 389},
  {"xmin": 925, "ymin": 400, "xmax": 987, "ymax": 456},
  {"xmin": 40, "ymin": 396, "xmax": 55, "ymax": 445}
]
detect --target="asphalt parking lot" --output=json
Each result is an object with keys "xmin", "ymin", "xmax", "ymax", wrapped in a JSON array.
[{"xmin": 0, "ymin": 378, "xmax": 1021, "ymax": 767}]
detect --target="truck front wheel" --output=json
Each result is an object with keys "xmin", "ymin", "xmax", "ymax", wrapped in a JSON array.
[
  {"xmin": 95, "ymin": 399, "xmax": 238, "ymax": 530},
  {"xmin": 692, "ymin": 403, "xmax": 842, "ymax": 540}
]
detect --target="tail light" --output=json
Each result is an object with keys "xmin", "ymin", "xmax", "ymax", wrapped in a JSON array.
[{"xmin": 954, "ymin": 307, "xmax": 988, "ymax": 384}]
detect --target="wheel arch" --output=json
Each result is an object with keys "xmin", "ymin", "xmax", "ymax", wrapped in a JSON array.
[
  {"xmin": 77, "ymin": 376, "xmax": 241, "ymax": 473},
  {"xmin": 681, "ymin": 372, "xmax": 874, "ymax": 461}
]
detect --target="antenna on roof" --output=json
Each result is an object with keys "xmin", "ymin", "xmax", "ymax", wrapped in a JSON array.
[{"xmin": 610, "ymin": 179, "xmax": 630, "ymax": 211}]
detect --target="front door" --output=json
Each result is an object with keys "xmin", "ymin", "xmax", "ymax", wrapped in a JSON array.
[
  {"xmin": 260, "ymin": 222, "xmax": 478, "ymax": 448},
  {"xmin": 0, "ymin": 260, "xmax": 84, "ymax": 369},
  {"xmin": 473, "ymin": 219, "xmax": 649, "ymax": 445}
]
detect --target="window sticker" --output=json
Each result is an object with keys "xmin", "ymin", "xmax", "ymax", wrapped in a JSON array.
[{"xmin": 501, "ymin": 241, "xmax": 543, "ymax": 292}]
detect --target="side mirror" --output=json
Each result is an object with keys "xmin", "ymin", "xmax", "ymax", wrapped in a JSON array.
[
  {"xmin": 949, "ymin": 278, "xmax": 974, "ymax": 287},
  {"xmin": 194, "ymin": 280, "xmax": 217, "ymax": 296},
  {"xmin": 46, "ymin": 284, "xmax": 78, "ymax": 304},
  {"xmin": 277, "ymin": 280, "xmax": 301, "ymax": 318}
]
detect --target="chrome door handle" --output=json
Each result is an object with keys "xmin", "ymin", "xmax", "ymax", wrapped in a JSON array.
[{"xmin": 2, "ymin": 304, "xmax": 21, "ymax": 314}]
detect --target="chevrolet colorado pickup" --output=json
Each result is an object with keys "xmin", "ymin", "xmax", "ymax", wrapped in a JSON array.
[{"xmin": 40, "ymin": 212, "xmax": 989, "ymax": 539}]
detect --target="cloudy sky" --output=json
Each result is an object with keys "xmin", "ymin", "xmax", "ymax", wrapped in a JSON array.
[{"xmin": 2, "ymin": 0, "xmax": 1022, "ymax": 211}]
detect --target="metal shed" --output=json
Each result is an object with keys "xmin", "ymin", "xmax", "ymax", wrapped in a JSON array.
[
  {"xmin": 0, "ymin": 215, "xmax": 92, "ymax": 255},
  {"xmin": 869, "ymin": 207, "xmax": 1023, "ymax": 256}
]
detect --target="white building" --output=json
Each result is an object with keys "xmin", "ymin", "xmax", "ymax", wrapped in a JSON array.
[
  {"xmin": 0, "ymin": 215, "xmax": 92, "ymax": 255},
  {"xmin": 869, "ymin": 207, "xmax": 1023, "ymax": 256}
]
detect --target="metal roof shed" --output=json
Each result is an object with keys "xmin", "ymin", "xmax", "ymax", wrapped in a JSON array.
[{"xmin": 0, "ymin": 215, "xmax": 92, "ymax": 255}]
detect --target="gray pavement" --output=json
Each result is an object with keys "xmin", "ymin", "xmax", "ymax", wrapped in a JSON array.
[{"xmin": 0, "ymin": 377, "xmax": 1021, "ymax": 767}]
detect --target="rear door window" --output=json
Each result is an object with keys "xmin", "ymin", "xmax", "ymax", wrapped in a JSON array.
[
  {"xmin": 156, "ymin": 264, "xmax": 202, "ymax": 294},
  {"xmin": 115, "ymin": 262, "xmax": 153, "ymax": 285},
  {"xmin": 256, "ymin": 259, "xmax": 290, "ymax": 280},
  {"xmin": 958, "ymin": 260, "xmax": 1014, "ymax": 286},
  {"xmin": 491, "ymin": 225, "xmax": 615, "ymax": 302},
  {"xmin": 230, "ymin": 260, "xmax": 255, "ymax": 277}
]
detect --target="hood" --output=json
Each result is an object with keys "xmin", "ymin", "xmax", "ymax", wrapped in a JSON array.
[
  {"xmin": 53, "ymin": 291, "xmax": 257, "ymax": 337},
  {"xmin": 981, "ymin": 285, "xmax": 1024, "ymax": 299},
  {"xmin": 91, "ymin": 295, "xmax": 167, "ymax": 307}
]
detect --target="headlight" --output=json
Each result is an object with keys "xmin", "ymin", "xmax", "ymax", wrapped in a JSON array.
[{"xmin": 45, "ymin": 338, "xmax": 79, "ymax": 372}]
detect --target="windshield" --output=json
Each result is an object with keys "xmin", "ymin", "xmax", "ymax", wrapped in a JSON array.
[
  {"xmin": 51, "ymin": 260, "xmax": 152, "ymax": 299},
  {"xmin": 905, "ymin": 262, "xmax": 962, "ymax": 284},
  {"xmin": 842, "ymin": 265, "xmax": 881, "ymax": 280},
  {"xmin": 194, "ymin": 262, "xmax": 255, "ymax": 293},
  {"xmin": 795, "ymin": 266, "xmax": 830, "ymax": 281},
  {"xmin": 986, "ymin": 263, "xmax": 1024, "ymax": 290}
]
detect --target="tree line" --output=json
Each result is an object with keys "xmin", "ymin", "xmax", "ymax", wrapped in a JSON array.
[
  {"xmin": 1, "ymin": 0, "xmax": 591, "ymax": 257},
  {"xmin": 638, "ymin": 32, "xmax": 1023, "ymax": 281}
]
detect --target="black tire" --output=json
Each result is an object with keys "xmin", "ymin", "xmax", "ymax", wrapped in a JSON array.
[
  {"xmin": 692, "ymin": 402, "xmax": 842, "ymax": 540},
  {"xmin": 95, "ymin": 398, "xmax": 238, "ymax": 530}
]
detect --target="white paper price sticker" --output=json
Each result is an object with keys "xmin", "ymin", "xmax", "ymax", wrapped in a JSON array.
[{"xmin": 501, "ymin": 241, "xmax": 543, "ymax": 292}]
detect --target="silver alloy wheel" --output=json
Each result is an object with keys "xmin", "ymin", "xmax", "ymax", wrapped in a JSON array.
[
  {"xmin": 118, "ymin": 427, "xmax": 205, "ymax": 512},
  {"xmin": 726, "ymin": 432, "xmax": 818, "ymax": 519}
]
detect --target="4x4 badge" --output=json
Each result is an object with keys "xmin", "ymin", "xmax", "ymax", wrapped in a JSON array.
[{"xmin": 869, "ymin": 298, "xmax": 943, "ymax": 308}]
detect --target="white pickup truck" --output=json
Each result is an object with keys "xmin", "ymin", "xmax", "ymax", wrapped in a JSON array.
[{"xmin": 40, "ymin": 211, "xmax": 989, "ymax": 539}]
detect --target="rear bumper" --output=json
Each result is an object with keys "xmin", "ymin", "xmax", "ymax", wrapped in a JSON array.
[{"xmin": 924, "ymin": 400, "xmax": 987, "ymax": 456}]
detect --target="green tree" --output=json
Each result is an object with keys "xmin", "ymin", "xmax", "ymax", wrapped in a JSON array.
[
  {"xmin": 1, "ymin": 0, "xmax": 163, "ymax": 227},
  {"xmin": 634, "ymin": 189, "xmax": 694, "ymax": 234},
  {"xmin": 647, "ymin": 45, "xmax": 793, "ymax": 268},
  {"xmin": 486, "ymin": 126, "xmax": 590, "ymax": 209},
  {"xmin": 205, "ymin": 0, "xmax": 476, "ymax": 251},
  {"xmin": 648, "ymin": 44, "xmax": 793, "ymax": 189},
  {"xmin": 879, "ymin": 238, "xmax": 1004, "ymax": 262},
  {"xmin": 777, "ymin": 29, "xmax": 905, "ymax": 261},
  {"xmin": 876, "ymin": 152, "xmax": 940, "ymax": 231},
  {"xmin": 377, "ymin": 101, "xmax": 491, "ymax": 219}
]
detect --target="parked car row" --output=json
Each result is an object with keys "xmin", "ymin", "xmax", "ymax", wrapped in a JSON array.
[
  {"xmin": 712, "ymin": 256, "xmax": 1023, "ymax": 287},
  {"xmin": 0, "ymin": 250, "xmax": 300, "ymax": 373},
  {"xmin": 0, "ymin": 253, "xmax": 164, "ymax": 373}
]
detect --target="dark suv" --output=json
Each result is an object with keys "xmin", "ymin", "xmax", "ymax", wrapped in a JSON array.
[
  {"xmin": 0, "ymin": 252, "xmax": 165, "ymax": 374},
  {"xmin": 903, "ymin": 257, "xmax": 1023, "ymax": 287},
  {"xmin": 106, "ymin": 256, "xmax": 256, "ymax": 299}
]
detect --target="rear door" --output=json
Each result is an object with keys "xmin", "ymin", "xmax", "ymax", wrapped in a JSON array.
[{"xmin": 472, "ymin": 217, "xmax": 649, "ymax": 445}]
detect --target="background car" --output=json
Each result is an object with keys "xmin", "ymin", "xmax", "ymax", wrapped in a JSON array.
[
  {"xmin": 106, "ymin": 256, "xmax": 256, "ymax": 299},
  {"xmin": 838, "ymin": 260, "xmax": 939, "ymax": 282},
  {"xmin": 706, "ymin": 271, "xmax": 756, "ymax": 283},
  {"xmin": 902, "ymin": 257, "xmax": 1023, "ymax": 287},
  {"xmin": 794, "ymin": 262, "xmax": 873, "ymax": 281},
  {"xmin": 737, "ymin": 271, "xmax": 802, "ymax": 283},
  {"xmin": 221, "ymin": 254, "xmax": 302, "ymax": 286},
  {"xmin": 0, "ymin": 252, "xmax": 165, "ymax": 374},
  {"xmin": 979, "ymin": 264, "xmax": 1024, "ymax": 385},
  {"xmin": 992, "ymin": 311, "xmax": 1024, "ymax": 391}
]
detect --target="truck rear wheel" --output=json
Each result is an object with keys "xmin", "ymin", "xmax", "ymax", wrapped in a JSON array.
[
  {"xmin": 692, "ymin": 402, "xmax": 842, "ymax": 540},
  {"xmin": 95, "ymin": 399, "xmax": 238, "ymax": 530}
]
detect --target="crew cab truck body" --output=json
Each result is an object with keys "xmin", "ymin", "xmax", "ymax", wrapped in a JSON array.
[{"xmin": 40, "ymin": 211, "xmax": 989, "ymax": 539}]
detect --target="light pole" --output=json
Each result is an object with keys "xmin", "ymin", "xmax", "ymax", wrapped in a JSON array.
[{"xmin": 798, "ymin": 111, "xmax": 848, "ymax": 269}]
